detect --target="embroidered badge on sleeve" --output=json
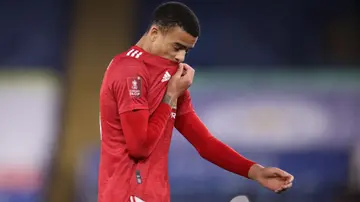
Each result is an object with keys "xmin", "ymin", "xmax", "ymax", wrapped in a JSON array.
[{"xmin": 127, "ymin": 76, "xmax": 142, "ymax": 97}]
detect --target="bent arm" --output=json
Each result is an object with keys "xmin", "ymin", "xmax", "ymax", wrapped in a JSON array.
[
  {"xmin": 120, "ymin": 99, "xmax": 173, "ymax": 160},
  {"xmin": 109, "ymin": 58, "xmax": 174, "ymax": 160}
]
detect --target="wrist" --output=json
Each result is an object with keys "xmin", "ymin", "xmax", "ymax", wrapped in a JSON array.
[
  {"xmin": 162, "ymin": 93, "xmax": 177, "ymax": 107},
  {"xmin": 248, "ymin": 164, "xmax": 264, "ymax": 180},
  {"xmin": 170, "ymin": 99, "xmax": 177, "ymax": 109},
  {"xmin": 165, "ymin": 90, "xmax": 178, "ymax": 99}
]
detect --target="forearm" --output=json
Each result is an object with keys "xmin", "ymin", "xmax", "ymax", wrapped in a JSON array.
[
  {"xmin": 198, "ymin": 135, "xmax": 256, "ymax": 178},
  {"xmin": 121, "ymin": 94, "xmax": 175, "ymax": 160},
  {"xmin": 175, "ymin": 112, "xmax": 256, "ymax": 178}
]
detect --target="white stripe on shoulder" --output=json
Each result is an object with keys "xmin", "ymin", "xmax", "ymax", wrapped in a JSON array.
[
  {"xmin": 135, "ymin": 52, "xmax": 143, "ymax": 58},
  {"xmin": 126, "ymin": 49, "xmax": 143, "ymax": 59},
  {"xmin": 126, "ymin": 49, "xmax": 135, "ymax": 56},
  {"xmin": 130, "ymin": 50, "xmax": 139, "ymax": 57}
]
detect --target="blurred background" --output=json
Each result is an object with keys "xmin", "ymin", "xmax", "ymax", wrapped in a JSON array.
[{"xmin": 0, "ymin": 0, "xmax": 359, "ymax": 202}]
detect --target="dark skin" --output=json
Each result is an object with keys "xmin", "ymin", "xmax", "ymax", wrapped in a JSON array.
[{"xmin": 136, "ymin": 25, "xmax": 294, "ymax": 193}]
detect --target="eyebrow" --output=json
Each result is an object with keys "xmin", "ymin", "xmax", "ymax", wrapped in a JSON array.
[{"xmin": 175, "ymin": 42, "xmax": 192, "ymax": 50}]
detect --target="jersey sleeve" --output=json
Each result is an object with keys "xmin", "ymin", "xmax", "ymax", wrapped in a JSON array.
[
  {"xmin": 176, "ymin": 90, "xmax": 195, "ymax": 116},
  {"xmin": 120, "ymin": 102, "xmax": 172, "ymax": 160},
  {"xmin": 109, "ymin": 58, "xmax": 149, "ymax": 114},
  {"xmin": 175, "ymin": 112, "xmax": 256, "ymax": 178}
]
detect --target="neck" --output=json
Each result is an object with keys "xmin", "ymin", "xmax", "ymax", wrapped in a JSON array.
[{"xmin": 136, "ymin": 34, "xmax": 153, "ymax": 54}]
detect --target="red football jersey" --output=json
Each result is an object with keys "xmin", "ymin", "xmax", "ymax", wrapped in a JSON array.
[{"xmin": 98, "ymin": 46, "xmax": 193, "ymax": 202}]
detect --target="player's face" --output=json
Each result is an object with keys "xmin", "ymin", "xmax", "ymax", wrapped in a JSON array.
[{"xmin": 149, "ymin": 26, "xmax": 197, "ymax": 63}]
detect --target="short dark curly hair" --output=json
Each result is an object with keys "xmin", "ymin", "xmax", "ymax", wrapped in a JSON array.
[{"xmin": 150, "ymin": 2, "xmax": 200, "ymax": 37}]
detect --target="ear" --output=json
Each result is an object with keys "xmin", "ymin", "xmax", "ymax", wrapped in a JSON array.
[{"xmin": 149, "ymin": 25, "xmax": 160, "ymax": 42}]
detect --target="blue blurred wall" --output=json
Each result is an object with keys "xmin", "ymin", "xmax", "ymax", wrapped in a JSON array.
[
  {"xmin": 0, "ymin": 1, "xmax": 72, "ymax": 202},
  {"xmin": 1, "ymin": 0, "xmax": 359, "ymax": 202},
  {"xmin": 0, "ymin": 0, "xmax": 72, "ymax": 71},
  {"xmin": 136, "ymin": 0, "xmax": 359, "ymax": 67}
]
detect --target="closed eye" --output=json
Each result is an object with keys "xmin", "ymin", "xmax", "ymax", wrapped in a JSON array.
[{"xmin": 173, "ymin": 43, "xmax": 191, "ymax": 53}]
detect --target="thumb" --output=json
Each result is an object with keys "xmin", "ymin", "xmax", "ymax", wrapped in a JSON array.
[
  {"xmin": 273, "ymin": 168, "xmax": 291, "ymax": 179},
  {"xmin": 173, "ymin": 63, "xmax": 185, "ymax": 77}
]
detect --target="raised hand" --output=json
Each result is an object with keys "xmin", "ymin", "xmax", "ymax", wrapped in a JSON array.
[{"xmin": 166, "ymin": 63, "xmax": 195, "ymax": 98}]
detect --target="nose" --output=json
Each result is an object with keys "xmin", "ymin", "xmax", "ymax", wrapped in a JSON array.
[{"xmin": 175, "ymin": 51, "xmax": 186, "ymax": 63}]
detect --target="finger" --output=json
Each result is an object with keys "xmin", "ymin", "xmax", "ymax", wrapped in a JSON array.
[
  {"xmin": 282, "ymin": 182, "xmax": 293, "ymax": 189},
  {"xmin": 182, "ymin": 63, "xmax": 193, "ymax": 71},
  {"xmin": 286, "ymin": 175, "xmax": 294, "ymax": 184},
  {"xmin": 274, "ymin": 186, "xmax": 282, "ymax": 193},
  {"xmin": 182, "ymin": 64, "xmax": 195, "ymax": 78},
  {"xmin": 174, "ymin": 63, "xmax": 185, "ymax": 77},
  {"xmin": 180, "ymin": 63, "xmax": 193, "ymax": 73},
  {"xmin": 273, "ymin": 168, "xmax": 291, "ymax": 178},
  {"xmin": 275, "ymin": 182, "xmax": 293, "ymax": 193},
  {"xmin": 181, "ymin": 68, "xmax": 187, "ymax": 76}
]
